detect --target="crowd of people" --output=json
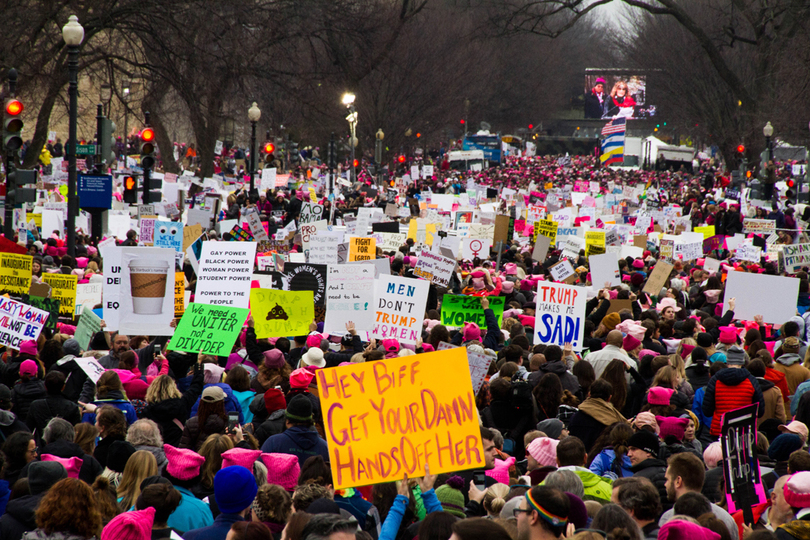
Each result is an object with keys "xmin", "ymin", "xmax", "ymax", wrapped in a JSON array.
[{"xmin": 3, "ymin": 152, "xmax": 810, "ymax": 540}]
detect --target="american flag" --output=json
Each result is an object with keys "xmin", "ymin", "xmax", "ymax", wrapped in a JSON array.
[
  {"xmin": 600, "ymin": 117, "xmax": 626, "ymax": 166},
  {"xmin": 601, "ymin": 116, "xmax": 627, "ymax": 136}
]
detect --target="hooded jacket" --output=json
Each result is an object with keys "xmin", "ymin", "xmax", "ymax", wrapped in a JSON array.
[
  {"xmin": 630, "ymin": 457, "xmax": 671, "ymax": 512},
  {"xmin": 11, "ymin": 380, "xmax": 45, "ymax": 422},
  {"xmin": 189, "ymin": 383, "xmax": 245, "ymax": 424},
  {"xmin": 259, "ymin": 425, "xmax": 329, "ymax": 466},
  {"xmin": 0, "ymin": 494, "xmax": 43, "ymax": 540},
  {"xmin": 81, "ymin": 389, "xmax": 137, "ymax": 425},
  {"xmin": 143, "ymin": 363, "xmax": 204, "ymax": 447},
  {"xmin": 757, "ymin": 377, "xmax": 786, "ymax": 426},
  {"xmin": 530, "ymin": 361, "xmax": 582, "ymax": 398},
  {"xmin": 703, "ymin": 367, "xmax": 764, "ymax": 436},
  {"xmin": 253, "ymin": 409, "xmax": 286, "ymax": 446},
  {"xmin": 24, "ymin": 396, "xmax": 81, "ymax": 445},
  {"xmin": 0, "ymin": 410, "xmax": 29, "ymax": 442},
  {"xmin": 773, "ymin": 354, "xmax": 810, "ymax": 395},
  {"xmin": 568, "ymin": 398, "xmax": 626, "ymax": 451},
  {"xmin": 553, "ymin": 465, "xmax": 613, "ymax": 503}
]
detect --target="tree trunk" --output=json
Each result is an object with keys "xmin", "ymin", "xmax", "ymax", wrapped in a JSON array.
[{"xmin": 22, "ymin": 76, "xmax": 64, "ymax": 170}]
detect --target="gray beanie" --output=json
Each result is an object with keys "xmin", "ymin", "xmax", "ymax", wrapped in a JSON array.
[{"xmin": 28, "ymin": 461, "xmax": 68, "ymax": 495}]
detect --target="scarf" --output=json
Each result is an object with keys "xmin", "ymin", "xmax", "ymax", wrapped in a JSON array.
[{"xmin": 578, "ymin": 398, "xmax": 627, "ymax": 426}]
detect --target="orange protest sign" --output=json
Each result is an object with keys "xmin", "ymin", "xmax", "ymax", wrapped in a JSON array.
[
  {"xmin": 317, "ymin": 347, "xmax": 485, "ymax": 489},
  {"xmin": 348, "ymin": 237, "xmax": 376, "ymax": 261}
]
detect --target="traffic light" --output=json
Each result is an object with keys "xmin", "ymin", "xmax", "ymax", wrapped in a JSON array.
[
  {"xmin": 460, "ymin": 119, "xmax": 465, "ymax": 124},
  {"xmin": 289, "ymin": 141, "xmax": 299, "ymax": 163},
  {"xmin": 140, "ymin": 127, "xmax": 156, "ymax": 169},
  {"xmin": 737, "ymin": 144, "xmax": 745, "ymax": 154},
  {"xmin": 397, "ymin": 155, "xmax": 406, "ymax": 164},
  {"xmin": 788, "ymin": 179, "xmax": 795, "ymax": 188},
  {"xmin": 99, "ymin": 118, "xmax": 116, "ymax": 167},
  {"xmin": 6, "ymin": 168, "xmax": 36, "ymax": 206},
  {"xmin": 352, "ymin": 159, "xmax": 359, "ymax": 168},
  {"xmin": 528, "ymin": 124, "xmax": 533, "ymax": 130},
  {"xmin": 3, "ymin": 98, "xmax": 24, "ymax": 152},
  {"xmin": 123, "ymin": 176, "xmax": 138, "ymax": 204},
  {"xmin": 263, "ymin": 141, "xmax": 275, "ymax": 164}
]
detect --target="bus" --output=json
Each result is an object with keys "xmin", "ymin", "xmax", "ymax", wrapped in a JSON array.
[{"xmin": 462, "ymin": 131, "xmax": 502, "ymax": 164}]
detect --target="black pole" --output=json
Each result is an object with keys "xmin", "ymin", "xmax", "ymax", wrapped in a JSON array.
[
  {"xmin": 95, "ymin": 104, "xmax": 103, "ymax": 172},
  {"xmin": 142, "ymin": 111, "xmax": 151, "ymax": 205},
  {"xmin": 67, "ymin": 46, "xmax": 79, "ymax": 257},
  {"xmin": 249, "ymin": 120, "xmax": 256, "ymax": 193},
  {"xmin": 3, "ymin": 69, "xmax": 17, "ymax": 241}
]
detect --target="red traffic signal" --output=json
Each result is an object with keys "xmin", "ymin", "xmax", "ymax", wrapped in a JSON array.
[
  {"xmin": 737, "ymin": 144, "xmax": 745, "ymax": 154},
  {"xmin": 352, "ymin": 159, "xmax": 359, "ymax": 168},
  {"xmin": 124, "ymin": 176, "xmax": 136, "ymax": 190},
  {"xmin": 397, "ymin": 155, "xmax": 406, "ymax": 163},
  {"xmin": 528, "ymin": 124, "xmax": 534, "ymax": 130},
  {"xmin": 263, "ymin": 142, "xmax": 275, "ymax": 154},
  {"xmin": 788, "ymin": 179, "xmax": 795, "ymax": 188},
  {"xmin": 460, "ymin": 119, "xmax": 465, "ymax": 124},
  {"xmin": 141, "ymin": 128, "xmax": 155, "ymax": 142},
  {"xmin": 4, "ymin": 99, "xmax": 23, "ymax": 116}
]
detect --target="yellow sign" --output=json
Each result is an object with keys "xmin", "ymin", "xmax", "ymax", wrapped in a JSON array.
[
  {"xmin": 532, "ymin": 219, "xmax": 558, "ymax": 244},
  {"xmin": 317, "ymin": 347, "xmax": 485, "ymax": 489},
  {"xmin": 42, "ymin": 274, "xmax": 78, "ymax": 318},
  {"xmin": 309, "ymin": 188, "xmax": 318, "ymax": 203},
  {"xmin": 585, "ymin": 231, "xmax": 606, "ymax": 258},
  {"xmin": 0, "ymin": 254, "xmax": 33, "ymax": 296},
  {"xmin": 174, "ymin": 272, "xmax": 186, "ymax": 319},
  {"xmin": 694, "ymin": 225, "xmax": 716, "ymax": 240},
  {"xmin": 348, "ymin": 237, "xmax": 376, "ymax": 261},
  {"xmin": 250, "ymin": 288, "xmax": 314, "ymax": 338},
  {"xmin": 407, "ymin": 219, "xmax": 438, "ymax": 246},
  {"xmin": 26, "ymin": 214, "xmax": 42, "ymax": 229},
  {"xmin": 182, "ymin": 224, "xmax": 203, "ymax": 252}
]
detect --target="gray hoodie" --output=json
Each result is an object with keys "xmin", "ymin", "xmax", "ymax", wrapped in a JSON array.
[{"xmin": 777, "ymin": 352, "xmax": 803, "ymax": 366}]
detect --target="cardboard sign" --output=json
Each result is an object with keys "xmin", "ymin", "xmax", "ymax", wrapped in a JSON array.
[
  {"xmin": 549, "ymin": 259, "xmax": 577, "ymax": 283},
  {"xmin": 735, "ymin": 244, "xmax": 762, "ymax": 263},
  {"xmin": 585, "ymin": 231, "xmax": 605, "ymax": 257},
  {"xmin": 168, "ymin": 303, "xmax": 249, "ymax": 356},
  {"xmin": 73, "ymin": 308, "xmax": 102, "ymax": 351},
  {"xmin": 174, "ymin": 272, "xmax": 186, "ymax": 319},
  {"xmin": 300, "ymin": 202, "xmax": 325, "ymax": 224},
  {"xmin": 461, "ymin": 238, "xmax": 492, "ymax": 261},
  {"xmin": 250, "ymin": 288, "xmax": 314, "ymax": 338},
  {"xmin": 140, "ymin": 217, "xmax": 157, "ymax": 245},
  {"xmin": 532, "ymin": 235, "xmax": 552, "ymax": 263},
  {"xmin": 721, "ymin": 404, "xmax": 767, "ymax": 522},
  {"xmin": 493, "ymin": 215, "xmax": 512, "ymax": 245},
  {"xmin": 264, "ymin": 263, "xmax": 328, "ymax": 307},
  {"xmin": 372, "ymin": 275, "xmax": 429, "ymax": 344},
  {"xmin": 317, "ymin": 347, "xmax": 485, "ymax": 489},
  {"xmin": 183, "ymin": 224, "xmax": 204, "ymax": 252},
  {"xmin": 533, "ymin": 219, "xmax": 558, "ymax": 244},
  {"xmin": 113, "ymin": 247, "xmax": 176, "ymax": 336},
  {"xmin": 743, "ymin": 218, "xmax": 776, "ymax": 235},
  {"xmin": 349, "ymin": 237, "xmax": 376, "ymax": 262},
  {"xmin": 725, "ymin": 272, "xmax": 799, "ymax": 324},
  {"xmin": 0, "ymin": 297, "xmax": 49, "ymax": 349},
  {"xmin": 534, "ymin": 282, "xmax": 586, "ymax": 352},
  {"xmin": 378, "ymin": 233, "xmax": 407, "ymax": 252},
  {"xmin": 694, "ymin": 225, "xmax": 716, "ymax": 239},
  {"xmin": 633, "ymin": 235, "xmax": 648, "ymax": 248},
  {"xmin": 324, "ymin": 264, "xmax": 375, "ymax": 334},
  {"xmin": 309, "ymin": 232, "xmax": 343, "ymax": 265},
  {"xmin": 21, "ymin": 295, "xmax": 58, "ymax": 332},
  {"xmin": 467, "ymin": 350, "xmax": 494, "ymax": 394},
  {"xmin": 642, "ymin": 261, "xmax": 674, "ymax": 295},
  {"xmin": 246, "ymin": 211, "xmax": 270, "ymax": 242},
  {"xmin": 704, "ymin": 258, "xmax": 721, "ymax": 274},
  {"xmin": 413, "ymin": 250, "xmax": 456, "ymax": 288},
  {"xmin": 42, "ymin": 274, "xmax": 78, "ymax": 318},
  {"xmin": 782, "ymin": 243, "xmax": 810, "ymax": 274},
  {"xmin": 195, "ymin": 241, "xmax": 257, "ymax": 309},
  {"xmin": 606, "ymin": 299, "xmax": 634, "ymax": 315},
  {"xmin": 75, "ymin": 283, "xmax": 102, "ymax": 316},
  {"xmin": 154, "ymin": 221, "xmax": 183, "ymax": 252},
  {"xmin": 74, "ymin": 357, "xmax": 106, "ymax": 384},
  {"xmin": 440, "ymin": 295, "xmax": 505, "ymax": 328},
  {"xmin": 0, "ymin": 253, "xmax": 33, "ymax": 296}
]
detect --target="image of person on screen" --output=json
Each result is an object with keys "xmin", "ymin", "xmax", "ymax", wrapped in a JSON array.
[
  {"xmin": 584, "ymin": 77, "xmax": 608, "ymax": 118},
  {"xmin": 603, "ymin": 81, "xmax": 636, "ymax": 119}
]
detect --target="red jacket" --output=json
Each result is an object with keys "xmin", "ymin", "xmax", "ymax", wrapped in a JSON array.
[
  {"xmin": 703, "ymin": 367, "xmax": 765, "ymax": 436},
  {"xmin": 765, "ymin": 367, "xmax": 790, "ymax": 405}
]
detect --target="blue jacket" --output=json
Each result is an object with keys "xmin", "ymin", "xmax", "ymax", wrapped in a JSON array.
[
  {"xmin": 81, "ymin": 398, "xmax": 137, "ymax": 425},
  {"xmin": 692, "ymin": 386, "xmax": 712, "ymax": 436},
  {"xmin": 183, "ymin": 512, "xmax": 245, "ymax": 540},
  {"xmin": 169, "ymin": 486, "xmax": 214, "ymax": 534},
  {"xmin": 260, "ymin": 426, "xmax": 329, "ymax": 466},
  {"xmin": 380, "ymin": 490, "xmax": 442, "ymax": 540},
  {"xmin": 232, "ymin": 390, "xmax": 256, "ymax": 424},
  {"xmin": 589, "ymin": 448, "xmax": 633, "ymax": 480},
  {"xmin": 190, "ymin": 383, "xmax": 245, "ymax": 424}
]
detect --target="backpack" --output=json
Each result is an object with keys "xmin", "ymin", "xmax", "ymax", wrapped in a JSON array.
[{"xmin": 511, "ymin": 373, "xmax": 534, "ymax": 415}]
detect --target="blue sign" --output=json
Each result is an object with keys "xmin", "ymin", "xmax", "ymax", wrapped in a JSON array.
[{"xmin": 77, "ymin": 174, "xmax": 113, "ymax": 209}]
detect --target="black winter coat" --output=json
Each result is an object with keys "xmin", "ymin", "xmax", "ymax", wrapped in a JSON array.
[
  {"xmin": 254, "ymin": 410, "xmax": 286, "ymax": 446},
  {"xmin": 10, "ymin": 380, "xmax": 45, "ymax": 422},
  {"xmin": 567, "ymin": 410, "xmax": 610, "ymax": 454},
  {"xmin": 143, "ymin": 364, "xmax": 205, "ymax": 447},
  {"xmin": 25, "ymin": 395, "xmax": 81, "ymax": 445},
  {"xmin": 50, "ymin": 356, "xmax": 89, "ymax": 402},
  {"xmin": 0, "ymin": 494, "xmax": 42, "ymax": 540},
  {"xmin": 630, "ymin": 458, "xmax": 670, "ymax": 512}
]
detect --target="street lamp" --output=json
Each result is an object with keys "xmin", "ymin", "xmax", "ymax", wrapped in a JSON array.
[
  {"xmin": 764, "ymin": 121, "xmax": 774, "ymax": 163},
  {"xmin": 100, "ymin": 84, "xmax": 112, "ymax": 116},
  {"xmin": 122, "ymin": 80, "xmax": 131, "ymax": 157},
  {"xmin": 248, "ymin": 102, "xmax": 261, "ymax": 194},
  {"xmin": 375, "ymin": 129, "xmax": 384, "ymax": 186},
  {"xmin": 62, "ymin": 14, "xmax": 84, "ymax": 257},
  {"xmin": 343, "ymin": 93, "xmax": 357, "ymax": 182}
]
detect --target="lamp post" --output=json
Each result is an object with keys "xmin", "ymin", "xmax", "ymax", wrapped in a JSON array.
[
  {"xmin": 764, "ymin": 121, "xmax": 774, "ymax": 164},
  {"xmin": 122, "ymin": 80, "xmax": 130, "ymax": 157},
  {"xmin": 375, "ymin": 129, "xmax": 384, "ymax": 186},
  {"xmin": 342, "ymin": 93, "xmax": 357, "ymax": 183},
  {"xmin": 248, "ymin": 102, "xmax": 260, "ymax": 195},
  {"xmin": 100, "ymin": 84, "xmax": 112, "ymax": 117},
  {"xmin": 62, "ymin": 15, "xmax": 83, "ymax": 257}
]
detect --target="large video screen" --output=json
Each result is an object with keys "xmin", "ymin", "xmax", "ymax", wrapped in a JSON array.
[{"xmin": 584, "ymin": 71, "xmax": 655, "ymax": 120}]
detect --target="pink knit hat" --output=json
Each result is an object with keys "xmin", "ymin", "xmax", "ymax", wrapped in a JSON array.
[
  {"xmin": 784, "ymin": 471, "xmax": 810, "ymax": 508},
  {"xmin": 262, "ymin": 453, "xmax": 300, "ymax": 491},
  {"xmin": 203, "ymin": 364, "xmax": 225, "ymax": 384},
  {"xmin": 19, "ymin": 360, "xmax": 38, "ymax": 377},
  {"xmin": 101, "ymin": 506, "xmax": 155, "ymax": 540},
  {"xmin": 164, "ymin": 444, "xmax": 205, "ymax": 481},
  {"xmin": 221, "ymin": 448, "xmax": 262, "ymax": 470},
  {"xmin": 622, "ymin": 335, "xmax": 641, "ymax": 352},
  {"xmin": 19, "ymin": 340, "xmax": 37, "ymax": 356},
  {"xmin": 647, "ymin": 386, "xmax": 675, "ymax": 406},
  {"xmin": 262, "ymin": 348, "xmax": 285, "ymax": 369},
  {"xmin": 463, "ymin": 322, "xmax": 481, "ymax": 342},
  {"xmin": 501, "ymin": 281, "xmax": 515, "ymax": 293},
  {"xmin": 289, "ymin": 368, "xmax": 315, "ymax": 389},
  {"xmin": 527, "ymin": 437, "xmax": 559, "ymax": 467},
  {"xmin": 306, "ymin": 333, "xmax": 324, "ymax": 349},
  {"xmin": 632, "ymin": 412, "xmax": 660, "ymax": 435},
  {"xmin": 718, "ymin": 326, "xmax": 738, "ymax": 345},
  {"xmin": 41, "ymin": 454, "xmax": 82, "ymax": 479},
  {"xmin": 485, "ymin": 456, "xmax": 515, "ymax": 485},
  {"xmin": 656, "ymin": 416, "xmax": 689, "ymax": 441},
  {"xmin": 703, "ymin": 442, "xmax": 723, "ymax": 469},
  {"xmin": 658, "ymin": 519, "xmax": 720, "ymax": 540}
]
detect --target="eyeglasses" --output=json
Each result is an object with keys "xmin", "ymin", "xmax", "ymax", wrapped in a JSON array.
[{"xmin": 513, "ymin": 508, "xmax": 534, "ymax": 517}]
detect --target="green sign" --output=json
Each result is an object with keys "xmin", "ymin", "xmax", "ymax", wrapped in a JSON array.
[
  {"xmin": 74, "ymin": 308, "xmax": 102, "ymax": 351},
  {"xmin": 440, "ymin": 294, "xmax": 505, "ymax": 329},
  {"xmin": 76, "ymin": 144, "xmax": 96, "ymax": 156},
  {"xmin": 167, "ymin": 303, "xmax": 249, "ymax": 356}
]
